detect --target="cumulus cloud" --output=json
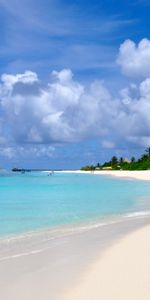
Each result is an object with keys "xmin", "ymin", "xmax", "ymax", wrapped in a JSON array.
[
  {"xmin": 0, "ymin": 68, "xmax": 116, "ymax": 146},
  {"xmin": 0, "ymin": 47, "xmax": 150, "ymax": 156},
  {"xmin": 115, "ymin": 77, "xmax": 150, "ymax": 147},
  {"xmin": 117, "ymin": 38, "xmax": 150, "ymax": 79},
  {"xmin": 1, "ymin": 71, "xmax": 38, "ymax": 92},
  {"xmin": 102, "ymin": 140, "xmax": 115, "ymax": 149},
  {"xmin": 0, "ymin": 145, "xmax": 55, "ymax": 159}
]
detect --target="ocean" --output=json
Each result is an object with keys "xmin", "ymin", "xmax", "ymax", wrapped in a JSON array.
[{"xmin": 0, "ymin": 171, "xmax": 150, "ymax": 237}]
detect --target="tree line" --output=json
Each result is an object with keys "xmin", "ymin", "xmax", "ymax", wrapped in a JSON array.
[{"xmin": 81, "ymin": 147, "xmax": 150, "ymax": 171}]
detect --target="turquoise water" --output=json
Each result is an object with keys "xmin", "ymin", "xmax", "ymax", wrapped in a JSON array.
[{"xmin": 0, "ymin": 172, "xmax": 150, "ymax": 237}]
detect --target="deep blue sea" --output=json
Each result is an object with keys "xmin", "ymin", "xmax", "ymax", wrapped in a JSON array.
[{"xmin": 0, "ymin": 172, "xmax": 150, "ymax": 237}]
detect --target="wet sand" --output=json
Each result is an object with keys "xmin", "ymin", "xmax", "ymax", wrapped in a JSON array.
[{"xmin": 0, "ymin": 215, "xmax": 150, "ymax": 300}]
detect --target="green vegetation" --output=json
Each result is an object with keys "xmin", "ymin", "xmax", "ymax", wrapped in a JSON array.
[{"xmin": 81, "ymin": 148, "xmax": 150, "ymax": 171}]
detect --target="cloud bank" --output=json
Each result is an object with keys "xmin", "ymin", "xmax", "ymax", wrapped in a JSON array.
[
  {"xmin": 117, "ymin": 38, "xmax": 150, "ymax": 79},
  {"xmin": 0, "ymin": 69, "xmax": 116, "ymax": 146},
  {"xmin": 0, "ymin": 38, "xmax": 150, "ymax": 159}
]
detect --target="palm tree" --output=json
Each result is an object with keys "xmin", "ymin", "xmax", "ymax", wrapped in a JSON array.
[
  {"xmin": 111, "ymin": 156, "xmax": 118, "ymax": 167},
  {"xmin": 145, "ymin": 147, "xmax": 150, "ymax": 158},
  {"xmin": 131, "ymin": 157, "xmax": 136, "ymax": 163},
  {"xmin": 119, "ymin": 157, "xmax": 124, "ymax": 164}
]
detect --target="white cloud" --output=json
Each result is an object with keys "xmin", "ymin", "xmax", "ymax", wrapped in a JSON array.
[
  {"xmin": 0, "ymin": 42, "xmax": 150, "ymax": 155},
  {"xmin": 102, "ymin": 140, "xmax": 115, "ymax": 149},
  {"xmin": 0, "ymin": 69, "xmax": 115, "ymax": 145},
  {"xmin": 115, "ymin": 77, "xmax": 150, "ymax": 147},
  {"xmin": 1, "ymin": 70, "xmax": 38, "ymax": 87},
  {"xmin": 0, "ymin": 147, "xmax": 16, "ymax": 159},
  {"xmin": 0, "ymin": 145, "xmax": 55, "ymax": 159},
  {"xmin": 139, "ymin": 77, "xmax": 150, "ymax": 97},
  {"xmin": 117, "ymin": 38, "xmax": 150, "ymax": 79}
]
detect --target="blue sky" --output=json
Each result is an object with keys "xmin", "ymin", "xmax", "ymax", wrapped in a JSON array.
[
  {"xmin": 0, "ymin": 0, "xmax": 150, "ymax": 169},
  {"xmin": 0, "ymin": 0, "xmax": 144, "ymax": 78}
]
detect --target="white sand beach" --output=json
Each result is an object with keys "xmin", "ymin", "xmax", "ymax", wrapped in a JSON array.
[
  {"xmin": 62, "ymin": 225, "xmax": 150, "ymax": 300},
  {"xmin": 53, "ymin": 169, "xmax": 150, "ymax": 181},
  {"xmin": 94, "ymin": 170, "xmax": 150, "ymax": 181},
  {"xmin": 0, "ymin": 216, "xmax": 150, "ymax": 300}
]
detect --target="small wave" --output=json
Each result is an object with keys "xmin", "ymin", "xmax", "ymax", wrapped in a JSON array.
[
  {"xmin": 0, "ymin": 249, "xmax": 43, "ymax": 262},
  {"xmin": 0, "ymin": 212, "xmax": 150, "ymax": 262},
  {"xmin": 124, "ymin": 211, "xmax": 150, "ymax": 218}
]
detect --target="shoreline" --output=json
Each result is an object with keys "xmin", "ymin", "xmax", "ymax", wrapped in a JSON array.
[
  {"xmin": 0, "ymin": 211, "xmax": 149, "ymax": 259},
  {"xmin": 49, "ymin": 169, "xmax": 150, "ymax": 181},
  {"xmin": 62, "ymin": 224, "xmax": 150, "ymax": 300},
  {"xmin": 1, "ymin": 171, "xmax": 150, "ymax": 299},
  {"xmin": 0, "ymin": 215, "xmax": 150, "ymax": 300}
]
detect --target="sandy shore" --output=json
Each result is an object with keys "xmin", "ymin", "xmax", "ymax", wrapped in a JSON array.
[
  {"xmin": 62, "ymin": 225, "xmax": 150, "ymax": 300},
  {"xmin": 0, "ymin": 216, "xmax": 150, "ymax": 300},
  {"xmin": 51, "ymin": 170, "xmax": 150, "ymax": 181},
  {"xmin": 94, "ymin": 170, "xmax": 150, "ymax": 181},
  {"xmin": 51, "ymin": 170, "xmax": 150, "ymax": 180}
]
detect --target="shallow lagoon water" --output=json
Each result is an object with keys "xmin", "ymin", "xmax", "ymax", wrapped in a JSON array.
[{"xmin": 0, "ymin": 172, "xmax": 150, "ymax": 237}]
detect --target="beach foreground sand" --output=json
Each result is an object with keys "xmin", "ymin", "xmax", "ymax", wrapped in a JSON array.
[
  {"xmin": 0, "ymin": 216, "xmax": 150, "ymax": 300},
  {"xmin": 62, "ymin": 225, "xmax": 150, "ymax": 300}
]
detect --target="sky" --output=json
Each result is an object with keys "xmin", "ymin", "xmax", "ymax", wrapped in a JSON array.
[{"xmin": 0, "ymin": 0, "xmax": 150, "ymax": 169}]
